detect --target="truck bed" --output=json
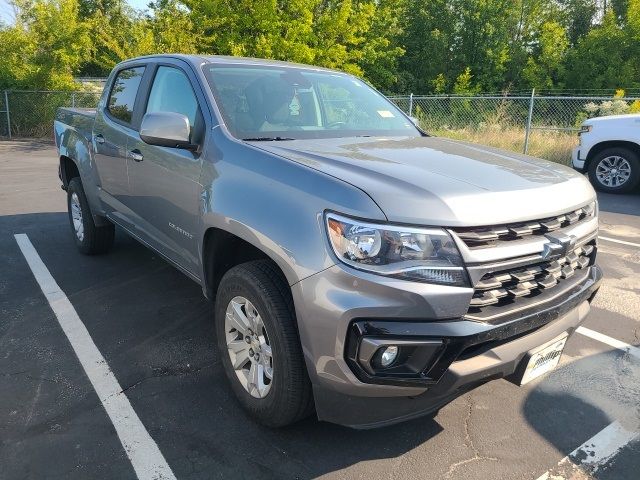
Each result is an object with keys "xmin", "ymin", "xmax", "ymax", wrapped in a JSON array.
[{"xmin": 54, "ymin": 107, "xmax": 97, "ymax": 147}]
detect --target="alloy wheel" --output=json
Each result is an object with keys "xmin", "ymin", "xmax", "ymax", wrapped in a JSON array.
[
  {"xmin": 70, "ymin": 192, "xmax": 84, "ymax": 242},
  {"xmin": 595, "ymin": 156, "xmax": 632, "ymax": 188},
  {"xmin": 225, "ymin": 296, "xmax": 274, "ymax": 398}
]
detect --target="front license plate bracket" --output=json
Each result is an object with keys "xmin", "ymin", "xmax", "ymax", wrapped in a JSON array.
[{"xmin": 517, "ymin": 334, "xmax": 568, "ymax": 385}]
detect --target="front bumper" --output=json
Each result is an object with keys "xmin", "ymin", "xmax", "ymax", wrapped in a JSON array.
[
  {"xmin": 572, "ymin": 145, "xmax": 586, "ymax": 172},
  {"xmin": 293, "ymin": 264, "xmax": 602, "ymax": 428}
]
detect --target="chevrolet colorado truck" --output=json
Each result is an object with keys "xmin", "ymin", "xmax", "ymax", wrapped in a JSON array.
[
  {"xmin": 572, "ymin": 113, "xmax": 640, "ymax": 193},
  {"xmin": 55, "ymin": 55, "xmax": 602, "ymax": 428}
]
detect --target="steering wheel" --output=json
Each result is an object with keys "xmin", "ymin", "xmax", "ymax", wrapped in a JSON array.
[{"xmin": 326, "ymin": 121, "xmax": 347, "ymax": 129}]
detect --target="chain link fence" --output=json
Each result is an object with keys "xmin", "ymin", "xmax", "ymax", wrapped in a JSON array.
[
  {"xmin": 2, "ymin": 89, "xmax": 639, "ymax": 165},
  {"xmin": 0, "ymin": 90, "xmax": 102, "ymax": 139},
  {"xmin": 388, "ymin": 92, "xmax": 640, "ymax": 164}
]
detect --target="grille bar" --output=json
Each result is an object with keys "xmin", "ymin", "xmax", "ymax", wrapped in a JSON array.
[
  {"xmin": 469, "ymin": 242, "xmax": 595, "ymax": 309},
  {"xmin": 455, "ymin": 203, "xmax": 596, "ymax": 247}
]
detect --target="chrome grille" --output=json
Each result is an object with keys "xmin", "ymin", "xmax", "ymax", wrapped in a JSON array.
[
  {"xmin": 454, "ymin": 203, "xmax": 596, "ymax": 247},
  {"xmin": 468, "ymin": 242, "xmax": 595, "ymax": 310}
]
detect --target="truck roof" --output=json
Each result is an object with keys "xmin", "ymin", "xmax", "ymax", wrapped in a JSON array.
[{"xmin": 117, "ymin": 54, "xmax": 338, "ymax": 73}]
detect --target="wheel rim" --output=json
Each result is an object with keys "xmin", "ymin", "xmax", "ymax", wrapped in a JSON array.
[
  {"xmin": 70, "ymin": 192, "xmax": 84, "ymax": 242},
  {"xmin": 595, "ymin": 156, "xmax": 632, "ymax": 188},
  {"xmin": 225, "ymin": 296, "xmax": 273, "ymax": 398}
]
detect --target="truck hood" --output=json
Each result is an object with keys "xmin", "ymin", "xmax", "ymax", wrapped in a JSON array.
[
  {"xmin": 251, "ymin": 136, "xmax": 595, "ymax": 226},
  {"xmin": 584, "ymin": 113, "xmax": 640, "ymax": 125}
]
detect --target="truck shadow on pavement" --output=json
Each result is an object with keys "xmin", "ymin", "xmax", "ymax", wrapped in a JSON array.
[{"xmin": 596, "ymin": 190, "xmax": 640, "ymax": 216}]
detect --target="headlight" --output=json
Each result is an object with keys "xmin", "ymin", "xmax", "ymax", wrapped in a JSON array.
[{"xmin": 326, "ymin": 213, "xmax": 468, "ymax": 286}]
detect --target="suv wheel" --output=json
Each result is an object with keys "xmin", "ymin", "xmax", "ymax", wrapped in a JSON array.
[
  {"xmin": 215, "ymin": 260, "xmax": 313, "ymax": 427},
  {"xmin": 67, "ymin": 177, "xmax": 115, "ymax": 254},
  {"xmin": 588, "ymin": 147, "xmax": 640, "ymax": 193}
]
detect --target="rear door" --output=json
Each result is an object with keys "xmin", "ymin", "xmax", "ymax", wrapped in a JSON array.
[
  {"xmin": 93, "ymin": 65, "xmax": 146, "ymax": 226},
  {"xmin": 125, "ymin": 61, "xmax": 207, "ymax": 276}
]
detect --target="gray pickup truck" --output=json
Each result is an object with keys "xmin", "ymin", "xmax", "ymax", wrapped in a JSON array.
[{"xmin": 55, "ymin": 54, "xmax": 602, "ymax": 428}]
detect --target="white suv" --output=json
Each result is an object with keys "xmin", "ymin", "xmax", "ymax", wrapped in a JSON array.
[{"xmin": 572, "ymin": 114, "xmax": 640, "ymax": 193}]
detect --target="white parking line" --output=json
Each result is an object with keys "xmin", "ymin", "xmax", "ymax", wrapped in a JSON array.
[
  {"xmin": 576, "ymin": 326, "xmax": 640, "ymax": 360},
  {"xmin": 599, "ymin": 235, "xmax": 640, "ymax": 249},
  {"xmin": 14, "ymin": 234, "xmax": 176, "ymax": 480},
  {"xmin": 536, "ymin": 421, "xmax": 639, "ymax": 480}
]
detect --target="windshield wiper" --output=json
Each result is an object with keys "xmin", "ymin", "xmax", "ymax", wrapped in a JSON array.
[{"xmin": 242, "ymin": 136, "xmax": 295, "ymax": 141}]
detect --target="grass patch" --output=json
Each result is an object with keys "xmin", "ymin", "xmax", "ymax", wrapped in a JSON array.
[{"xmin": 428, "ymin": 126, "xmax": 577, "ymax": 166}]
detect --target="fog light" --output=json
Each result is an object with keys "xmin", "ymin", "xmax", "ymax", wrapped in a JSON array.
[{"xmin": 380, "ymin": 346, "xmax": 398, "ymax": 367}]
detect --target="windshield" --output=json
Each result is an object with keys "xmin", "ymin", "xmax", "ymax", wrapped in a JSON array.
[{"xmin": 203, "ymin": 63, "xmax": 420, "ymax": 140}]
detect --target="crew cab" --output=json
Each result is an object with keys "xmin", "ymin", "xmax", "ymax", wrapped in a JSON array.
[
  {"xmin": 572, "ymin": 113, "xmax": 640, "ymax": 193},
  {"xmin": 55, "ymin": 55, "xmax": 602, "ymax": 428}
]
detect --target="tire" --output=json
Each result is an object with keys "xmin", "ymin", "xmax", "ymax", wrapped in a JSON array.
[
  {"xmin": 587, "ymin": 147, "xmax": 640, "ymax": 194},
  {"xmin": 67, "ymin": 177, "xmax": 115, "ymax": 254},
  {"xmin": 215, "ymin": 260, "xmax": 313, "ymax": 427}
]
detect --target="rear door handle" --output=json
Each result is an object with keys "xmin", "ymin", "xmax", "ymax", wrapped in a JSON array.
[
  {"xmin": 94, "ymin": 134, "xmax": 105, "ymax": 144},
  {"xmin": 128, "ymin": 149, "xmax": 144, "ymax": 162}
]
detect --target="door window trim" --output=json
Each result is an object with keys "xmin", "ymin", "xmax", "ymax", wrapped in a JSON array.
[
  {"xmin": 104, "ymin": 64, "xmax": 148, "ymax": 130},
  {"xmin": 138, "ymin": 60, "xmax": 210, "ymax": 148}
]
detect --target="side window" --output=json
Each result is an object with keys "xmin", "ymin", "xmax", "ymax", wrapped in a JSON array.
[
  {"xmin": 107, "ymin": 67, "xmax": 145, "ymax": 124},
  {"xmin": 146, "ymin": 66, "xmax": 199, "ymax": 131}
]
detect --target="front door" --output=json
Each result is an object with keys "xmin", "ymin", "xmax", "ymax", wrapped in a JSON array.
[{"xmin": 125, "ymin": 64, "xmax": 205, "ymax": 275}]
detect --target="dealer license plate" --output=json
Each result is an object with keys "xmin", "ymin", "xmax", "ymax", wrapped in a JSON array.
[{"xmin": 520, "ymin": 335, "xmax": 568, "ymax": 385}]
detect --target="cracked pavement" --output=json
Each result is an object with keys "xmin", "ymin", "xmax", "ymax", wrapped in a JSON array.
[{"xmin": 1, "ymin": 142, "xmax": 638, "ymax": 479}]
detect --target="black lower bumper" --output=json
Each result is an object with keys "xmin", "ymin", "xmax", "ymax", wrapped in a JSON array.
[{"xmin": 315, "ymin": 265, "xmax": 602, "ymax": 428}]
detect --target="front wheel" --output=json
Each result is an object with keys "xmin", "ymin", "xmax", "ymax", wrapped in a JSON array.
[
  {"xmin": 588, "ymin": 147, "xmax": 640, "ymax": 193},
  {"xmin": 215, "ymin": 260, "xmax": 313, "ymax": 427},
  {"xmin": 67, "ymin": 177, "xmax": 115, "ymax": 254}
]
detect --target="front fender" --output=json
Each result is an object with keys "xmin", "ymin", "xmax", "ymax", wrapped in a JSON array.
[{"xmin": 198, "ymin": 132, "xmax": 387, "ymax": 286}]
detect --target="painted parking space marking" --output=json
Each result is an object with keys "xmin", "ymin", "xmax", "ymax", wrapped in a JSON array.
[
  {"xmin": 14, "ymin": 233, "xmax": 176, "ymax": 480},
  {"xmin": 535, "ymin": 421, "xmax": 639, "ymax": 480},
  {"xmin": 599, "ymin": 235, "xmax": 640, "ymax": 249},
  {"xmin": 576, "ymin": 326, "xmax": 640, "ymax": 360}
]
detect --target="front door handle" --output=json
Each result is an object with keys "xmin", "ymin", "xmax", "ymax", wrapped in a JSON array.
[
  {"xmin": 128, "ymin": 149, "xmax": 144, "ymax": 162},
  {"xmin": 94, "ymin": 134, "xmax": 105, "ymax": 144}
]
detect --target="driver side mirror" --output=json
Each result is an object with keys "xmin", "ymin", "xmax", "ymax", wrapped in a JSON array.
[{"xmin": 140, "ymin": 111, "xmax": 197, "ymax": 150}]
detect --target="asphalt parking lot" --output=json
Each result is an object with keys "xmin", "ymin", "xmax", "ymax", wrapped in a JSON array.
[{"xmin": 1, "ymin": 141, "xmax": 639, "ymax": 480}]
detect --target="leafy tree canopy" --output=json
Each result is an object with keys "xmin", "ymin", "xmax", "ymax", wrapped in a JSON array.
[{"xmin": 0, "ymin": 0, "xmax": 638, "ymax": 93}]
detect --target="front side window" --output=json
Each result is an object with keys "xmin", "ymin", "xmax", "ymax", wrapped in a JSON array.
[
  {"xmin": 203, "ymin": 64, "xmax": 419, "ymax": 140},
  {"xmin": 107, "ymin": 67, "xmax": 145, "ymax": 124},
  {"xmin": 146, "ymin": 66, "xmax": 199, "ymax": 130}
]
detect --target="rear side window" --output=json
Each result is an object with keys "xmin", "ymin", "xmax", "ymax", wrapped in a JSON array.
[{"xmin": 107, "ymin": 67, "xmax": 145, "ymax": 124}]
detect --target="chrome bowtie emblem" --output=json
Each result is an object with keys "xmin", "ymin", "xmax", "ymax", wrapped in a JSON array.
[{"xmin": 542, "ymin": 232, "xmax": 577, "ymax": 260}]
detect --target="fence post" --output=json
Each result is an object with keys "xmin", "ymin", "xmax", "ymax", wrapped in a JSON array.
[
  {"xmin": 523, "ymin": 88, "xmax": 535, "ymax": 154},
  {"xmin": 72, "ymin": 92, "xmax": 76, "ymax": 108},
  {"xmin": 4, "ymin": 90, "xmax": 10, "ymax": 139},
  {"xmin": 408, "ymin": 93, "xmax": 414, "ymax": 116}
]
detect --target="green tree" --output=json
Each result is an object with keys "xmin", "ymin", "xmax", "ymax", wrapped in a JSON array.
[
  {"xmin": 0, "ymin": 0, "xmax": 91, "ymax": 89},
  {"xmin": 399, "ymin": 0, "xmax": 455, "ymax": 93},
  {"xmin": 522, "ymin": 20, "xmax": 568, "ymax": 89},
  {"xmin": 563, "ymin": 11, "xmax": 639, "ymax": 90}
]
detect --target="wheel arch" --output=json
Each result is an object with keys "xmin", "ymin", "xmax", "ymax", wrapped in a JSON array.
[
  {"xmin": 59, "ymin": 154, "xmax": 81, "ymax": 188},
  {"xmin": 585, "ymin": 140, "xmax": 640, "ymax": 170},
  {"xmin": 201, "ymin": 227, "xmax": 291, "ymax": 301}
]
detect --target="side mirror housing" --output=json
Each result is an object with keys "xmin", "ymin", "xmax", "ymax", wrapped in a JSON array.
[{"xmin": 140, "ymin": 111, "xmax": 196, "ymax": 150}]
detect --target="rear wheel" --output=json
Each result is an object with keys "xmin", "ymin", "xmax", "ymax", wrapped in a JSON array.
[
  {"xmin": 67, "ymin": 177, "xmax": 114, "ymax": 254},
  {"xmin": 215, "ymin": 260, "xmax": 313, "ymax": 427},
  {"xmin": 588, "ymin": 147, "xmax": 640, "ymax": 193}
]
